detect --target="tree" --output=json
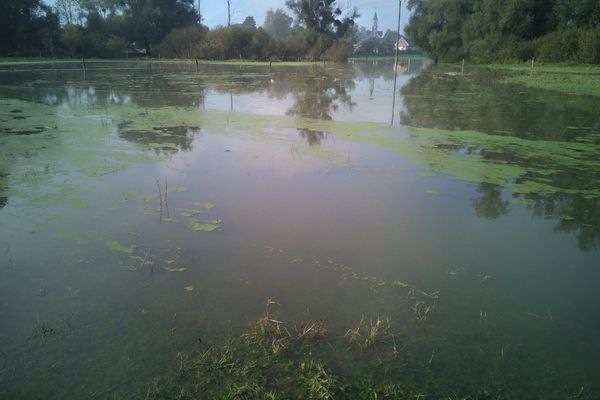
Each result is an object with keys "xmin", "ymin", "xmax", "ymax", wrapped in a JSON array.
[
  {"xmin": 0, "ymin": 0, "xmax": 60, "ymax": 56},
  {"xmin": 199, "ymin": 25, "xmax": 255, "ymax": 60},
  {"xmin": 242, "ymin": 16, "xmax": 256, "ymax": 28},
  {"xmin": 61, "ymin": 24, "xmax": 86, "ymax": 56},
  {"xmin": 159, "ymin": 25, "xmax": 207, "ymax": 58},
  {"xmin": 263, "ymin": 8, "xmax": 293, "ymax": 39},
  {"xmin": 285, "ymin": 0, "xmax": 359, "ymax": 38},
  {"xmin": 55, "ymin": 0, "xmax": 86, "ymax": 25},
  {"xmin": 405, "ymin": 0, "xmax": 473, "ymax": 62},
  {"xmin": 123, "ymin": 0, "xmax": 198, "ymax": 56},
  {"xmin": 554, "ymin": 0, "xmax": 600, "ymax": 29}
]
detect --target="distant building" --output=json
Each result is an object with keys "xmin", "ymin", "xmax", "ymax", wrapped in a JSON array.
[
  {"xmin": 370, "ymin": 13, "xmax": 383, "ymax": 38},
  {"xmin": 395, "ymin": 36, "xmax": 410, "ymax": 51}
]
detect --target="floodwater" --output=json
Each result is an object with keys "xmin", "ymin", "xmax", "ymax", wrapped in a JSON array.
[{"xmin": 1, "ymin": 60, "xmax": 599, "ymax": 399}]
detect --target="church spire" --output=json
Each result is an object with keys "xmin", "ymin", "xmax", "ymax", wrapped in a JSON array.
[{"xmin": 372, "ymin": 12, "xmax": 378, "ymax": 36}]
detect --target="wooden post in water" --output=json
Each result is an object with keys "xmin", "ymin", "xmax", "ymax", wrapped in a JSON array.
[{"xmin": 461, "ymin": 59, "xmax": 465, "ymax": 74}]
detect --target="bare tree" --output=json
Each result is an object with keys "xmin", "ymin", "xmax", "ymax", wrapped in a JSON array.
[{"xmin": 55, "ymin": 0, "xmax": 85, "ymax": 25}]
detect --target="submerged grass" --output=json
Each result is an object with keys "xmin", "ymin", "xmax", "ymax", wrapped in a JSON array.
[
  {"xmin": 143, "ymin": 305, "xmax": 534, "ymax": 400},
  {"xmin": 484, "ymin": 63, "xmax": 600, "ymax": 96},
  {"xmin": 344, "ymin": 316, "xmax": 392, "ymax": 350}
]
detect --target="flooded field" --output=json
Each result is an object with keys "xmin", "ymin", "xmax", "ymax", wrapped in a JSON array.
[{"xmin": 1, "ymin": 60, "xmax": 599, "ymax": 399}]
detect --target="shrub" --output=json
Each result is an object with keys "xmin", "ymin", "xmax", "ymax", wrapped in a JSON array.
[{"xmin": 158, "ymin": 26, "xmax": 207, "ymax": 59}]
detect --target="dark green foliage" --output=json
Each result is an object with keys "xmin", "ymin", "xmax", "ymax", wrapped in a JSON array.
[
  {"xmin": 405, "ymin": 0, "xmax": 600, "ymax": 63},
  {"xmin": 285, "ymin": 0, "xmax": 359, "ymax": 39},
  {"xmin": 123, "ymin": 0, "xmax": 198, "ymax": 56},
  {"xmin": 243, "ymin": 16, "xmax": 257, "ymax": 28},
  {"xmin": 0, "ymin": 0, "xmax": 356, "ymax": 60},
  {"xmin": 198, "ymin": 25, "xmax": 258, "ymax": 60},
  {"xmin": 534, "ymin": 28, "xmax": 600, "ymax": 63},
  {"xmin": 158, "ymin": 25, "xmax": 208, "ymax": 58},
  {"xmin": 0, "ymin": 0, "xmax": 60, "ymax": 56}
]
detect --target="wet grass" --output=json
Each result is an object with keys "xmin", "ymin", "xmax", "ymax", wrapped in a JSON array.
[
  {"xmin": 483, "ymin": 63, "xmax": 600, "ymax": 96},
  {"xmin": 344, "ymin": 315, "xmax": 392, "ymax": 350},
  {"xmin": 243, "ymin": 300, "xmax": 329, "ymax": 355},
  {"xmin": 141, "ymin": 305, "xmax": 540, "ymax": 400}
]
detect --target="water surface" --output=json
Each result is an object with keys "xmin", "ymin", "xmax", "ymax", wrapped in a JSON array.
[{"xmin": 1, "ymin": 60, "xmax": 599, "ymax": 399}]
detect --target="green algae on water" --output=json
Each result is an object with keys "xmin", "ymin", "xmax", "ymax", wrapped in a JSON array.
[
  {"xmin": 192, "ymin": 201, "xmax": 214, "ymax": 209},
  {"xmin": 163, "ymin": 266, "xmax": 187, "ymax": 272},
  {"xmin": 107, "ymin": 240, "xmax": 135, "ymax": 254},
  {"xmin": 190, "ymin": 222, "xmax": 220, "ymax": 232}
]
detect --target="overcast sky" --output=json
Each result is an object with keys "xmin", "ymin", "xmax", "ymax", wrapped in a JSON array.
[{"xmin": 200, "ymin": 0, "xmax": 410, "ymax": 33}]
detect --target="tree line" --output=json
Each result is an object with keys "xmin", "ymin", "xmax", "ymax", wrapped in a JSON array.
[
  {"xmin": 0, "ymin": 0, "xmax": 360, "ymax": 61},
  {"xmin": 406, "ymin": 0, "xmax": 600, "ymax": 63}
]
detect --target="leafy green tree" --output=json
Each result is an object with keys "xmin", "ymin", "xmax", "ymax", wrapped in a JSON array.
[
  {"xmin": 123, "ymin": 0, "xmax": 198, "ymax": 56},
  {"xmin": 405, "ymin": 0, "xmax": 472, "ymax": 62},
  {"xmin": 242, "ymin": 16, "xmax": 256, "ymax": 28},
  {"xmin": 285, "ymin": 0, "xmax": 358, "ymax": 39},
  {"xmin": 250, "ymin": 28, "xmax": 272, "ymax": 60},
  {"xmin": 406, "ymin": 0, "xmax": 559, "ymax": 63},
  {"xmin": 263, "ymin": 8, "xmax": 293, "ymax": 39},
  {"xmin": 554, "ymin": 0, "xmax": 600, "ymax": 29},
  {"xmin": 0, "ymin": 0, "xmax": 60, "ymax": 56},
  {"xmin": 198, "ymin": 25, "xmax": 255, "ymax": 60},
  {"xmin": 61, "ymin": 24, "xmax": 86, "ymax": 56},
  {"xmin": 158, "ymin": 25, "xmax": 208, "ymax": 58},
  {"xmin": 280, "ymin": 28, "xmax": 313, "ymax": 60}
]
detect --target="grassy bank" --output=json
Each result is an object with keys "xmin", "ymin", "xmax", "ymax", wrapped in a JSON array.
[{"xmin": 484, "ymin": 63, "xmax": 600, "ymax": 97}]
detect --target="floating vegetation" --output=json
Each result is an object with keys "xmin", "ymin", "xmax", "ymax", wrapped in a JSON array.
[
  {"xmin": 123, "ymin": 191, "xmax": 159, "ymax": 202},
  {"xmin": 107, "ymin": 240, "xmax": 135, "ymax": 254},
  {"xmin": 509, "ymin": 196, "xmax": 537, "ymax": 206},
  {"xmin": 184, "ymin": 286, "xmax": 193, "ymax": 291},
  {"xmin": 119, "ymin": 262, "xmax": 137, "ymax": 272},
  {"xmin": 192, "ymin": 201, "xmax": 214, "ymax": 209},
  {"xmin": 168, "ymin": 186, "xmax": 188, "ymax": 194},
  {"xmin": 190, "ymin": 222, "xmax": 220, "ymax": 232},
  {"xmin": 163, "ymin": 266, "xmax": 187, "ymax": 272}
]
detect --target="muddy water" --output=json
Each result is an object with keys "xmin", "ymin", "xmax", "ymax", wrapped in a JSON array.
[{"xmin": 1, "ymin": 60, "xmax": 599, "ymax": 398}]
